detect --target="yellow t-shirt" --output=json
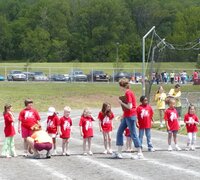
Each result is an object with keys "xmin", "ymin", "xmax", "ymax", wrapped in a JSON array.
[
  {"xmin": 155, "ymin": 92, "xmax": 166, "ymax": 109},
  {"xmin": 168, "ymin": 89, "xmax": 181, "ymax": 107},
  {"xmin": 31, "ymin": 130, "xmax": 53, "ymax": 143}
]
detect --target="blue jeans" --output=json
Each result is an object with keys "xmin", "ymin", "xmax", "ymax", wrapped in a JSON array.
[
  {"xmin": 116, "ymin": 116, "xmax": 141, "ymax": 148},
  {"xmin": 139, "ymin": 128, "xmax": 153, "ymax": 149}
]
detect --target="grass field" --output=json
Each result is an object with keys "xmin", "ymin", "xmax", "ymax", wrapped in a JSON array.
[{"xmin": 0, "ymin": 62, "xmax": 197, "ymax": 76}]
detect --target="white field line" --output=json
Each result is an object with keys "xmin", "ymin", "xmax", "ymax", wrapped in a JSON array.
[
  {"xmin": 30, "ymin": 159, "xmax": 72, "ymax": 180},
  {"xmin": 76, "ymin": 155, "xmax": 145, "ymax": 180}
]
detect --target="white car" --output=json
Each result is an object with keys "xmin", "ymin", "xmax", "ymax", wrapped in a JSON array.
[{"xmin": 33, "ymin": 72, "xmax": 49, "ymax": 81}]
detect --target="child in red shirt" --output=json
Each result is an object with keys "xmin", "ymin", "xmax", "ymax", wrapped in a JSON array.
[
  {"xmin": 137, "ymin": 96, "xmax": 155, "ymax": 152},
  {"xmin": 79, "ymin": 108, "xmax": 94, "ymax": 155},
  {"xmin": 164, "ymin": 98, "xmax": 181, "ymax": 151},
  {"xmin": 59, "ymin": 106, "xmax": 72, "ymax": 156},
  {"xmin": 1, "ymin": 104, "xmax": 17, "ymax": 158},
  {"xmin": 46, "ymin": 107, "xmax": 60, "ymax": 155},
  {"xmin": 184, "ymin": 105, "xmax": 199, "ymax": 150},
  {"xmin": 98, "ymin": 102, "xmax": 114, "ymax": 154}
]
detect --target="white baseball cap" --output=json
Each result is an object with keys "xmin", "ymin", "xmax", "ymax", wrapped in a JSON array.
[{"xmin": 47, "ymin": 107, "xmax": 56, "ymax": 116}]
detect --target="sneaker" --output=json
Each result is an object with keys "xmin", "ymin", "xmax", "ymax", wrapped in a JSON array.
[
  {"xmin": 33, "ymin": 154, "xmax": 40, "ymax": 159},
  {"xmin": 88, "ymin": 151, "xmax": 93, "ymax": 155},
  {"xmin": 107, "ymin": 149, "xmax": 113, "ymax": 154},
  {"xmin": 66, "ymin": 151, "xmax": 70, "ymax": 156},
  {"xmin": 12, "ymin": 153, "xmax": 18, "ymax": 157},
  {"xmin": 112, "ymin": 152, "xmax": 123, "ymax": 159},
  {"xmin": 191, "ymin": 145, "xmax": 195, "ymax": 151},
  {"xmin": 160, "ymin": 123, "xmax": 164, "ymax": 128},
  {"xmin": 46, "ymin": 151, "xmax": 51, "ymax": 159},
  {"xmin": 168, "ymin": 145, "xmax": 173, "ymax": 151},
  {"xmin": 175, "ymin": 145, "xmax": 181, "ymax": 151},
  {"xmin": 62, "ymin": 152, "xmax": 66, "ymax": 156},
  {"xmin": 52, "ymin": 150, "xmax": 57, "ymax": 156},
  {"xmin": 83, "ymin": 152, "xmax": 87, "ymax": 156},
  {"xmin": 6, "ymin": 154, "xmax": 11, "ymax": 158},
  {"xmin": 103, "ymin": 150, "xmax": 108, "ymax": 154},
  {"xmin": 185, "ymin": 146, "xmax": 191, "ymax": 151},
  {"xmin": 148, "ymin": 148, "xmax": 155, "ymax": 152},
  {"xmin": 23, "ymin": 153, "xmax": 28, "ymax": 157},
  {"xmin": 131, "ymin": 153, "xmax": 144, "ymax": 160}
]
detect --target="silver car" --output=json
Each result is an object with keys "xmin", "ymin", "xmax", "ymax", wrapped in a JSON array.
[{"xmin": 7, "ymin": 70, "xmax": 26, "ymax": 81}]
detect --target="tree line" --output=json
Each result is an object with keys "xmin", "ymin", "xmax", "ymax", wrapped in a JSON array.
[{"xmin": 0, "ymin": 0, "xmax": 199, "ymax": 62}]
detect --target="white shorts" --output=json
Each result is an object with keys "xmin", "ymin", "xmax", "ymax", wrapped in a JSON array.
[{"xmin": 48, "ymin": 133, "xmax": 57, "ymax": 138}]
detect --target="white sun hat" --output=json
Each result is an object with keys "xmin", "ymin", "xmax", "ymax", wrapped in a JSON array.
[{"xmin": 47, "ymin": 107, "xmax": 56, "ymax": 116}]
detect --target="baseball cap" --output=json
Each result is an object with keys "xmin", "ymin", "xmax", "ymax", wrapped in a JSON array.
[{"xmin": 47, "ymin": 107, "xmax": 56, "ymax": 116}]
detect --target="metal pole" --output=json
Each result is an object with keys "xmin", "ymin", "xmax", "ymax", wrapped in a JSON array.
[
  {"xmin": 116, "ymin": 42, "xmax": 119, "ymax": 70},
  {"xmin": 142, "ymin": 26, "xmax": 155, "ymax": 96}
]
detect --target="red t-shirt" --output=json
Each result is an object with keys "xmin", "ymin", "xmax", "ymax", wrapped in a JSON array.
[
  {"xmin": 18, "ymin": 108, "xmax": 40, "ymax": 129},
  {"xmin": 98, "ymin": 111, "xmax": 114, "ymax": 132},
  {"xmin": 137, "ymin": 104, "xmax": 153, "ymax": 129},
  {"xmin": 46, "ymin": 114, "xmax": 60, "ymax": 134},
  {"xmin": 60, "ymin": 116, "xmax": 72, "ymax": 139},
  {"xmin": 79, "ymin": 116, "xmax": 93, "ymax": 138},
  {"xmin": 123, "ymin": 89, "xmax": 137, "ymax": 117},
  {"xmin": 124, "ymin": 127, "xmax": 130, "ymax": 137},
  {"xmin": 4, "ymin": 112, "xmax": 16, "ymax": 137},
  {"xmin": 164, "ymin": 108, "xmax": 179, "ymax": 131},
  {"xmin": 193, "ymin": 72, "xmax": 198, "ymax": 80},
  {"xmin": 184, "ymin": 113, "xmax": 199, "ymax": 133}
]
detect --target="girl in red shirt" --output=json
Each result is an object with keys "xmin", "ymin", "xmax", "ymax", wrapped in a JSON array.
[
  {"xmin": 164, "ymin": 98, "xmax": 181, "ymax": 151},
  {"xmin": 137, "ymin": 96, "xmax": 155, "ymax": 152},
  {"xmin": 79, "ymin": 108, "xmax": 94, "ymax": 155},
  {"xmin": 1, "ymin": 104, "xmax": 17, "ymax": 158},
  {"xmin": 46, "ymin": 107, "xmax": 60, "ymax": 155},
  {"xmin": 98, "ymin": 102, "xmax": 114, "ymax": 154},
  {"xmin": 59, "ymin": 106, "xmax": 72, "ymax": 156},
  {"xmin": 184, "ymin": 105, "xmax": 199, "ymax": 150},
  {"xmin": 124, "ymin": 127, "xmax": 132, "ymax": 152}
]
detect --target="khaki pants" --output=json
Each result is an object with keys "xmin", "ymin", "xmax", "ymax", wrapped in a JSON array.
[{"xmin": 1, "ymin": 137, "xmax": 16, "ymax": 156}]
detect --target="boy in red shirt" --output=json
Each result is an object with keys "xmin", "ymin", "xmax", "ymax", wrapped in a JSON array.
[
  {"xmin": 18, "ymin": 99, "xmax": 40, "ymax": 156},
  {"xmin": 184, "ymin": 105, "xmax": 199, "ymax": 150},
  {"xmin": 164, "ymin": 98, "xmax": 181, "ymax": 151},
  {"xmin": 59, "ymin": 106, "xmax": 72, "ymax": 156},
  {"xmin": 137, "ymin": 96, "xmax": 155, "ymax": 152},
  {"xmin": 46, "ymin": 107, "xmax": 60, "ymax": 155}
]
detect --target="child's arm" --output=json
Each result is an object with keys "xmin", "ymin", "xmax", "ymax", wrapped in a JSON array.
[
  {"xmin": 57, "ymin": 125, "xmax": 62, "ymax": 136},
  {"xmin": 165, "ymin": 120, "xmax": 170, "ymax": 130},
  {"xmin": 18, "ymin": 120, "xmax": 21, "ymax": 134},
  {"xmin": 80, "ymin": 126, "xmax": 83, "ymax": 136},
  {"xmin": 98, "ymin": 120, "xmax": 102, "ymax": 132}
]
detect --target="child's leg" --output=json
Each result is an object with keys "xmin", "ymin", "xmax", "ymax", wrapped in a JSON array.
[
  {"xmin": 159, "ymin": 110, "xmax": 163, "ymax": 125},
  {"xmin": 10, "ymin": 137, "xmax": 17, "ymax": 156},
  {"xmin": 173, "ymin": 132, "xmax": 177, "ymax": 145},
  {"xmin": 192, "ymin": 133, "xmax": 196, "ymax": 149},
  {"xmin": 168, "ymin": 132, "xmax": 172, "ymax": 145},
  {"xmin": 62, "ymin": 139, "xmax": 67, "ymax": 154},
  {"xmin": 24, "ymin": 138, "xmax": 28, "ymax": 154},
  {"xmin": 52, "ymin": 138, "xmax": 56, "ymax": 150},
  {"xmin": 83, "ymin": 138, "xmax": 87, "ymax": 153},
  {"xmin": 145, "ymin": 128, "xmax": 153, "ymax": 149},
  {"xmin": 88, "ymin": 137, "xmax": 92, "ymax": 152},
  {"xmin": 128, "ymin": 137, "xmax": 132, "ymax": 150},
  {"xmin": 107, "ymin": 132, "xmax": 112, "ymax": 151},
  {"xmin": 102, "ymin": 132, "xmax": 107, "ymax": 151},
  {"xmin": 187, "ymin": 132, "xmax": 192, "ymax": 147},
  {"xmin": 138, "ymin": 129, "xmax": 144, "ymax": 148},
  {"xmin": 66, "ymin": 138, "xmax": 70, "ymax": 154},
  {"xmin": 1, "ymin": 137, "xmax": 9, "ymax": 157}
]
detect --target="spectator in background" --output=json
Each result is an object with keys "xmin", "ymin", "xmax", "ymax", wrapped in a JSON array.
[
  {"xmin": 170, "ymin": 72, "xmax": 175, "ymax": 84},
  {"xmin": 155, "ymin": 72, "xmax": 160, "ymax": 85},
  {"xmin": 181, "ymin": 70, "xmax": 187, "ymax": 84},
  {"xmin": 163, "ymin": 72, "xmax": 168, "ymax": 83},
  {"xmin": 193, "ymin": 70, "xmax": 198, "ymax": 81}
]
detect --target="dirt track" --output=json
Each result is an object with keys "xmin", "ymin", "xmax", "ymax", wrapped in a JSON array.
[{"xmin": 0, "ymin": 108, "xmax": 200, "ymax": 180}]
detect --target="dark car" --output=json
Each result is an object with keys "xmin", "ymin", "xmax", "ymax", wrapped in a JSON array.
[
  {"xmin": 50, "ymin": 74, "xmax": 68, "ymax": 81},
  {"xmin": 112, "ymin": 72, "xmax": 131, "ymax": 82},
  {"xmin": 87, "ymin": 70, "xmax": 110, "ymax": 82},
  {"xmin": 7, "ymin": 70, "xmax": 26, "ymax": 81},
  {"xmin": 69, "ymin": 70, "xmax": 87, "ymax": 82},
  {"xmin": 23, "ymin": 72, "xmax": 35, "ymax": 81}
]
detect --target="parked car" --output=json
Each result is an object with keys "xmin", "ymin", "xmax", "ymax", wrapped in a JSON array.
[
  {"xmin": 0, "ymin": 74, "xmax": 5, "ymax": 81},
  {"xmin": 69, "ymin": 70, "xmax": 87, "ymax": 82},
  {"xmin": 49, "ymin": 74, "xmax": 68, "ymax": 81},
  {"xmin": 111, "ymin": 72, "xmax": 131, "ymax": 82},
  {"xmin": 23, "ymin": 72, "xmax": 35, "ymax": 81},
  {"xmin": 7, "ymin": 70, "xmax": 26, "ymax": 81},
  {"xmin": 63, "ymin": 74, "xmax": 70, "ymax": 81},
  {"xmin": 87, "ymin": 70, "xmax": 110, "ymax": 82},
  {"xmin": 33, "ymin": 72, "xmax": 49, "ymax": 81},
  {"xmin": 130, "ymin": 72, "xmax": 142, "ymax": 83}
]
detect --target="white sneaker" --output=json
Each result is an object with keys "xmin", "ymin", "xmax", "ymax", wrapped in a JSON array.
[
  {"xmin": 107, "ymin": 149, "xmax": 113, "ymax": 154},
  {"xmin": 62, "ymin": 152, "xmax": 66, "ymax": 156},
  {"xmin": 112, "ymin": 152, "xmax": 123, "ymax": 159},
  {"xmin": 52, "ymin": 150, "xmax": 57, "ymax": 156},
  {"xmin": 132, "ymin": 153, "xmax": 144, "ymax": 160},
  {"xmin": 160, "ymin": 123, "xmax": 164, "ymax": 128},
  {"xmin": 83, "ymin": 152, "xmax": 87, "ymax": 156},
  {"xmin": 66, "ymin": 151, "xmax": 70, "ymax": 156},
  {"xmin": 148, "ymin": 148, "xmax": 155, "ymax": 152},
  {"xmin": 103, "ymin": 150, "xmax": 107, "ymax": 154},
  {"xmin": 175, "ymin": 145, "xmax": 181, "ymax": 151},
  {"xmin": 88, "ymin": 151, "xmax": 93, "ymax": 155},
  {"xmin": 185, "ymin": 146, "xmax": 191, "ymax": 151},
  {"xmin": 191, "ymin": 145, "xmax": 195, "ymax": 151},
  {"xmin": 168, "ymin": 145, "xmax": 173, "ymax": 151}
]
